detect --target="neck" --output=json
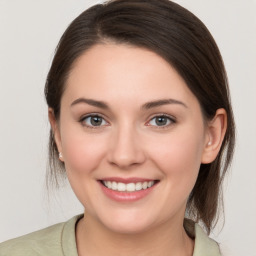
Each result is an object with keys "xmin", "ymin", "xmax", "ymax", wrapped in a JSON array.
[{"xmin": 76, "ymin": 212, "xmax": 194, "ymax": 256}]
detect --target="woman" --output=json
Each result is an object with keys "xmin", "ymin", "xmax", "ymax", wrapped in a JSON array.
[{"xmin": 0, "ymin": 0, "xmax": 235, "ymax": 255}]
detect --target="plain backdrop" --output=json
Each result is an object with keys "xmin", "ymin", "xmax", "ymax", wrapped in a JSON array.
[{"xmin": 0, "ymin": 1, "xmax": 255, "ymax": 255}]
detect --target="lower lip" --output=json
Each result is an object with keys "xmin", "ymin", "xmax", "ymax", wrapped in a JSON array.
[{"xmin": 99, "ymin": 181, "xmax": 158, "ymax": 202}]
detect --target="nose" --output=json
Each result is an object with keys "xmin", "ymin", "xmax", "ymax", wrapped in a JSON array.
[{"xmin": 107, "ymin": 125, "xmax": 146, "ymax": 169}]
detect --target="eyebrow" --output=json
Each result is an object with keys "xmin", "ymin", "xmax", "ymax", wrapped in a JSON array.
[
  {"xmin": 70, "ymin": 98, "xmax": 187, "ymax": 109},
  {"xmin": 71, "ymin": 98, "xmax": 109, "ymax": 109},
  {"xmin": 141, "ymin": 99, "xmax": 187, "ymax": 110}
]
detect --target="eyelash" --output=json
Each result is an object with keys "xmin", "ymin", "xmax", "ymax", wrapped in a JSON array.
[
  {"xmin": 146, "ymin": 114, "xmax": 176, "ymax": 129},
  {"xmin": 79, "ymin": 113, "xmax": 108, "ymax": 129},
  {"xmin": 79, "ymin": 113, "xmax": 176, "ymax": 129}
]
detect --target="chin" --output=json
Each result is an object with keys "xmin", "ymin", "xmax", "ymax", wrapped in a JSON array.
[
  {"xmin": 95, "ymin": 209, "xmax": 160, "ymax": 235},
  {"xmin": 105, "ymin": 220, "xmax": 152, "ymax": 235}
]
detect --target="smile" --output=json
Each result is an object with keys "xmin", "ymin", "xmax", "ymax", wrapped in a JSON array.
[{"xmin": 101, "ymin": 180, "xmax": 156, "ymax": 192}]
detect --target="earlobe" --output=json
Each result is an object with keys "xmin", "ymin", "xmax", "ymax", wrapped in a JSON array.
[
  {"xmin": 48, "ymin": 108, "xmax": 63, "ymax": 160},
  {"xmin": 201, "ymin": 108, "xmax": 227, "ymax": 164}
]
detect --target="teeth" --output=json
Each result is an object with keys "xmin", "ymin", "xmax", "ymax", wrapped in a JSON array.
[
  {"xmin": 126, "ymin": 183, "xmax": 135, "ymax": 191},
  {"xmin": 103, "ymin": 181, "xmax": 155, "ymax": 192},
  {"xmin": 107, "ymin": 181, "xmax": 112, "ymax": 189},
  {"xmin": 117, "ymin": 182, "xmax": 126, "ymax": 191},
  {"xmin": 142, "ymin": 181, "xmax": 148, "ymax": 189},
  {"xmin": 135, "ymin": 182, "xmax": 142, "ymax": 191},
  {"xmin": 112, "ymin": 181, "xmax": 117, "ymax": 190}
]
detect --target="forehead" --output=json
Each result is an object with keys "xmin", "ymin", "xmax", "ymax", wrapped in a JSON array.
[{"xmin": 63, "ymin": 43, "xmax": 198, "ymax": 107}]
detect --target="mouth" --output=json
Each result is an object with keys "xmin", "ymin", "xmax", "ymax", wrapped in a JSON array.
[{"xmin": 100, "ymin": 180, "xmax": 159, "ymax": 192}]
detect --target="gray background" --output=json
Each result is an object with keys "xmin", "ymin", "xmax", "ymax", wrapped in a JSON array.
[{"xmin": 0, "ymin": 1, "xmax": 255, "ymax": 255}]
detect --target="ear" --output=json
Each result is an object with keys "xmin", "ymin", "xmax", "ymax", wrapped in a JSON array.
[
  {"xmin": 201, "ymin": 108, "xmax": 227, "ymax": 164},
  {"xmin": 48, "ymin": 108, "xmax": 64, "ymax": 162}
]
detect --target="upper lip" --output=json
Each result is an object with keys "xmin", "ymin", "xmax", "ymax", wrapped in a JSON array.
[{"xmin": 99, "ymin": 177, "xmax": 158, "ymax": 184}]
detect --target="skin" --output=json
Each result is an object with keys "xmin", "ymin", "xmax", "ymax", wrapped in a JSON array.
[{"xmin": 49, "ymin": 43, "xmax": 227, "ymax": 256}]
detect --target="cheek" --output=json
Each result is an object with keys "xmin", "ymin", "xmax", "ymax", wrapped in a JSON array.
[
  {"xmin": 170, "ymin": 134, "xmax": 203, "ymax": 172},
  {"xmin": 60, "ymin": 126, "xmax": 108, "ymax": 176},
  {"xmin": 147, "ymin": 126, "xmax": 205, "ymax": 190}
]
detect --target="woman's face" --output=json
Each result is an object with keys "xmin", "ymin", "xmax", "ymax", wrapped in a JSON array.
[{"xmin": 55, "ymin": 44, "xmax": 211, "ymax": 234}]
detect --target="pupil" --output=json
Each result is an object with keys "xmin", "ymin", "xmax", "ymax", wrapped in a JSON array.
[
  {"xmin": 91, "ymin": 116, "xmax": 102, "ymax": 126},
  {"xmin": 156, "ymin": 117, "xmax": 167, "ymax": 126}
]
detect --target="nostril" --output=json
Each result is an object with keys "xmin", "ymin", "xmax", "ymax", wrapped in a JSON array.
[{"xmin": 107, "ymin": 147, "xmax": 146, "ymax": 168}]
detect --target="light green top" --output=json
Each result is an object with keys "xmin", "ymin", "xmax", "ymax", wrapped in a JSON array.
[{"xmin": 0, "ymin": 215, "xmax": 221, "ymax": 256}]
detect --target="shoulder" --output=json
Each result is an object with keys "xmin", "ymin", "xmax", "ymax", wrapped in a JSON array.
[
  {"xmin": 184, "ymin": 219, "xmax": 221, "ymax": 256},
  {"xmin": 0, "ymin": 222, "xmax": 65, "ymax": 256},
  {"xmin": 0, "ymin": 215, "xmax": 82, "ymax": 256},
  {"xmin": 193, "ymin": 224, "xmax": 221, "ymax": 256}
]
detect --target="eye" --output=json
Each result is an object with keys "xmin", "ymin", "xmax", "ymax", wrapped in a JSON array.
[
  {"xmin": 147, "ymin": 115, "xmax": 175, "ymax": 127},
  {"xmin": 80, "ymin": 115, "xmax": 108, "ymax": 128}
]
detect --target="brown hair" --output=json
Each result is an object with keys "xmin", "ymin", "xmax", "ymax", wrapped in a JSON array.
[{"xmin": 45, "ymin": 0, "xmax": 235, "ymax": 234}]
